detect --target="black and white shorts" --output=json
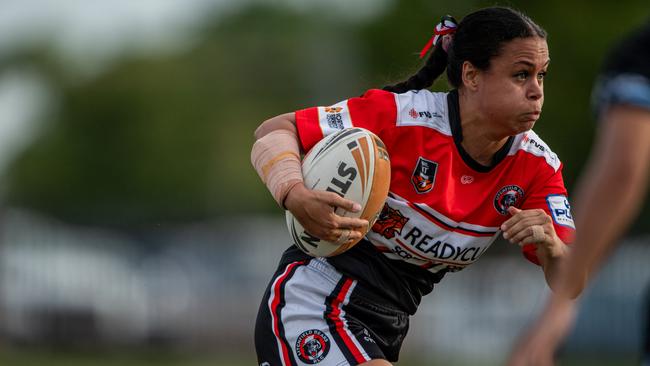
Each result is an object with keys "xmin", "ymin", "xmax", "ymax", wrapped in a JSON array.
[{"xmin": 255, "ymin": 257, "xmax": 409, "ymax": 366}]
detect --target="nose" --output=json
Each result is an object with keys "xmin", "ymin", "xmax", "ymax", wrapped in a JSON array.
[{"xmin": 527, "ymin": 78, "xmax": 543, "ymax": 101}]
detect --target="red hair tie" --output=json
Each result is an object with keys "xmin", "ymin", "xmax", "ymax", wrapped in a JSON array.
[{"xmin": 419, "ymin": 15, "xmax": 458, "ymax": 59}]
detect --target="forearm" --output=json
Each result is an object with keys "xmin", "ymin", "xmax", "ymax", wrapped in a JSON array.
[
  {"xmin": 558, "ymin": 158, "xmax": 648, "ymax": 297},
  {"xmin": 537, "ymin": 237, "xmax": 572, "ymax": 293},
  {"xmin": 553, "ymin": 106, "xmax": 650, "ymax": 298},
  {"xmin": 251, "ymin": 113, "xmax": 304, "ymax": 207}
]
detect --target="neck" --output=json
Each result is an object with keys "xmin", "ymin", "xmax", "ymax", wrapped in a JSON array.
[{"xmin": 458, "ymin": 90, "xmax": 509, "ymax": 166}]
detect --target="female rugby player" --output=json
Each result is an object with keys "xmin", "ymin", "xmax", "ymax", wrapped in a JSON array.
[{"xmin": 252, "ymin": 7, "xmax": 574, "ymax": 366}]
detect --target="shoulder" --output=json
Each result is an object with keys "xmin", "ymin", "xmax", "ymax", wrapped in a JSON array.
[
  {"xmin": 389, "ymin": 89, "xmax": 451, "ymax": 134},
  {"xmin": 391, "ymin": 89, "xmax": 448, "ymax": 110},
  {"xmin": 361, "ymin": 88, "xmax": 447, "ymax": 108},
  {"xmin": 592, "ymin": 23, "xmax": 650, "ymax": 117},
  {"xmin": 508, "ymin": 130, "xmax": 562, "ymax": 172}
]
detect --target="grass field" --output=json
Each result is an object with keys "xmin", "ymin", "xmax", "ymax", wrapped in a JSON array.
[
  {"xmin": 0, "ymin": 350, "xmax": 248, "ymax": 366},
  {"xmin": 0, "ymin": 348, "xmax": 639, "ymax": 366}
]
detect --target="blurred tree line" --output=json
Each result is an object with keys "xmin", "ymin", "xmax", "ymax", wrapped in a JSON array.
[{"xmin": 3, "ymin": 1, "xmax": 649, "ymax": 231}]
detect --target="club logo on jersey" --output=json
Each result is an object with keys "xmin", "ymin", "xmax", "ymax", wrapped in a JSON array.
[
  {"xmin": 296, "ymin": 329, "xmax": 330, "ymax": 364},
  {"xmin": 324, "ymin": 106, "xmax": 344, "ymax": 130},
  {"xmin": 372, "ymin": 204, "xmax": 410, "ymax": 239},
  {"xmin": 461, "ymin": 175, "xmax": 474, "ymax": 184},
  {"xmin": 411, "ymin": 157, "xmax": 438, "ymax": 194},
  {"xmin": 547, "ymin": 194, "xmax": 575, "ymax": 229},
  {"xmin": 494, "ymin": 185, "xmax": 524, "ymax": 215}
]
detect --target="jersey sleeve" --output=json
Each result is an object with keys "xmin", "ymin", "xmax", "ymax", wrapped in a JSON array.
[
  {"xmin": 520, "ymin": 164, "xmax": 576, "ymax": 265},
  {"xmin": 592, "ymin": 22, "xmax": 650, "ymax": 119},
  {"xmin": 294, "ymin": 89, "xmax": 397, "ymax": 152}
]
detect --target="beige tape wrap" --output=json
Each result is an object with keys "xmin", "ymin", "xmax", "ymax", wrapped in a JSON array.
[
  {"xmin": 531, "ymin": 225, "xmax": 546, "ymax": 242},
  {"xmin": 251, "ymin": 129, "xmax": 303, "ymax": 208}
]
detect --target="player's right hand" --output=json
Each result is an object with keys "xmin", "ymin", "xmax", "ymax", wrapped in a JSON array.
[
  {"xmin": 284, "ymin": 183, "xmax": 369, "ymax": 244},
  {"xmin": 506, "ymin": 294, "xmax": 577, "ymax": 366}
]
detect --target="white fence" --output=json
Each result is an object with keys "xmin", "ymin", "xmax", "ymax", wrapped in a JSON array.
[{"xmin": 0, "ymin": 209, "xmax": 648, "ymax": 363}]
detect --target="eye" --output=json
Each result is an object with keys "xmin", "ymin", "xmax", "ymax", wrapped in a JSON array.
[
  {"xmin": 537, "ymin": 71, "xmax": 547, "ymax": 81},
  {"xmin": 514, "ymin": 71, "xmax": 528, "ymax": 81}
]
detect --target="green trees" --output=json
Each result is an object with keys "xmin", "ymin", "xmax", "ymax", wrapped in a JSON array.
[{"xmin": 4, "ymin": 2, "xmax": 649, "ymax": 229}]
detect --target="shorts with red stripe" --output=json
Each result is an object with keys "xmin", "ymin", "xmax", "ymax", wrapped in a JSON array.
[{"xmin": 255, "ymin": 257, "xmax": 409, "ymax": 365}]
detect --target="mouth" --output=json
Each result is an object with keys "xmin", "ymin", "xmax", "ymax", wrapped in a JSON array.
[{"xmin": 521, "ymin": 111, "xmax": 541, "ymax": 122}]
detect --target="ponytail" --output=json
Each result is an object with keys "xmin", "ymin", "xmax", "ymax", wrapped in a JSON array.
[
  {"xmin": 383, "ymin": 45, "xmax": 448, "ymax": 93},
  {"xmin": 383, "ymin": 15, "xmax": 457, "ymax": 93}
]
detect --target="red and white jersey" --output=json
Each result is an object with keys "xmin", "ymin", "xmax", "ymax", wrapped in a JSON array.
[{"xmin": 295, "ymin": 89, "xmax": 574, "ymax": 274}]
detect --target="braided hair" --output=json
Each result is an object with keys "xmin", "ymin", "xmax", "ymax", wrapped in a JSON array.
[{"xmin": 383, "ymin": 7, "xmax": 547, "ymax": 93}]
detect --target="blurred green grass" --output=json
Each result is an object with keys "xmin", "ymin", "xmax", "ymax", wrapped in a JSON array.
[
  {"xmin": 0, "ymin": 349, "xmax": 638, "ymax": 366},
  {"xmin": 0, "ymin": 350, "xmax": 255, "ymax": 366}
]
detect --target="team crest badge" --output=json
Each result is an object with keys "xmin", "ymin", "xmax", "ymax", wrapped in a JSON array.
[
  {"xmin": 372, "ymin": 204, "xmax": 409, "ymax": 239},
  {"xmin": 411, "ymin": 157, "xmax": 438, "ymax": 194},
  {"xmin": 494, "ymin": 185, "xmax": 524, "ymax": 215},
  {"xmin": 296, "ymin": 329, "xmax": 330, "ymax": 364}
]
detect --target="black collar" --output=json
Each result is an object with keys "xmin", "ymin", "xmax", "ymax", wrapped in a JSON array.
[{"xmin": 446, "ymin": 90, "xmax": 514, "ymax": 173}]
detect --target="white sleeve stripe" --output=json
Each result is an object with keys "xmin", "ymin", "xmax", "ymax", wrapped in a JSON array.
[
  {"xmin": 317, "ymin": 100, "xmax": 353, "ymax": 136},
  {"xmin": 509, "ymin": 132, "xmax": 561, "ymax": 172}
]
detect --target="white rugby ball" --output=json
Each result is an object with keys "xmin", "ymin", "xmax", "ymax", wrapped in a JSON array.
[{"xmin": 286, "ymin": 127, "xmax": 391, "ymax": 257}]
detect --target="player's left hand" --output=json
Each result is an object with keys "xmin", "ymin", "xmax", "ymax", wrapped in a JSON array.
[{"xmin": 500, "ymin": 207, "xmax": 563, "ymax": 257}]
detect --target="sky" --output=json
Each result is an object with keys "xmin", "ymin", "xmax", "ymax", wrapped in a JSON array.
[
  {"xmin": 0, "ymin": 0, "xmax": 392, "ymax": 176},
  {"xmin": 0, "ymin": 0, "xmax": 390, "ymax": 76},
  {"xmin": 0, "ymin": 0, "xmax": 226, "ymax": 175}
]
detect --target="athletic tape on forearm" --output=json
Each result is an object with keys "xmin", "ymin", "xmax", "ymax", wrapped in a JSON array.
[{"xmin": 251, "ymin": 129, "xmax": 303, "ymax": 207}]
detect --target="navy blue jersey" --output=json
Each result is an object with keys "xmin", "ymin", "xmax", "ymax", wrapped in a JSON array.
[{"xmin": 593, "ymin": 21, "xmax": 650, "ymax": 118}]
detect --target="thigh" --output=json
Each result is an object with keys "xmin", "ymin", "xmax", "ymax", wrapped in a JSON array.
[
  {"xmin": 255, "ymin": 258, "xmax": 389, "ymax": 366},
  {"xmin": 359, "ymin": 361, "xmax": 393, "ymax": 366}
]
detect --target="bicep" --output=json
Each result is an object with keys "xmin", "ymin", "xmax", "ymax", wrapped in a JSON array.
[
  {"xmin": 519, "ymin": 168, "xmax": 575, "ymax": 265},
  {"xmin": 548, "ymin": 106, "xmax": 650, "ymax": 294},
  {"xmin": 254, "ymin": 113, "xmax": 297, "ymax": 140},
  {"xmin": 593, "ymin": 105, "xmax": 650, "ymax": 186},
  {"xmin": 521, "ymin": 173, "xmax": 575, "ymax": 244},
  {"xmin": 568, "ymin": 105, "xmax": 650, "ymax": 239}
]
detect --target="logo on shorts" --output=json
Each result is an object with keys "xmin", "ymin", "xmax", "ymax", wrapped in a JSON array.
[
  {"xmin": 494, "ymin": 185, "xmax": 524, "ymax": 215},
  {"xmin": 296, "ymin": 329, "xmax": 330, "ymax": 364},
  {"xmin": 411, "ymin": 157, "xmax": 438, "ymax": 194},
  {"xmin": 361, "ymin": 328, "xmax": 376, "ymax": 344},
  {"xmin": 372, "ymin": 204, "xmax": 409, "ymax": 239}
]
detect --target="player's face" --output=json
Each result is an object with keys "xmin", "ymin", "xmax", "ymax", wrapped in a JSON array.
[{"xmin": 474, "ymin": 37, "xmax": 549, "ymax": 136}]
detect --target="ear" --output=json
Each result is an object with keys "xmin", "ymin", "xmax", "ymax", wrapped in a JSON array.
[{"xmin": 461, "ymin": 61, "xmax": 480, "ymax": 91}]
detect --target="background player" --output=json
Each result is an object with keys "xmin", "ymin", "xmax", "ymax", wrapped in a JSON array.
[
  {"xmin": 252, "ymin": 7, "xmax": 575, "ymax": 366},
  {"xmin": 507, "ymin": 20, "xmax": 650, "ymax": 366}
]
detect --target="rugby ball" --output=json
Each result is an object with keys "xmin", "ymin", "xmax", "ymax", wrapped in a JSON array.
[{"xmin": 286, "ymin": 127, "xmax": 391, "ymax": 257}]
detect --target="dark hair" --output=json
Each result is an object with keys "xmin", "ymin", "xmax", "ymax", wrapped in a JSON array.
[
  {"xmin": 600, "ymin": 21, "xmax": 650, "ymax": 79},
  {"xmin": 383, "ymin": 7, "xmax": 547, "ymax": 93}
]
